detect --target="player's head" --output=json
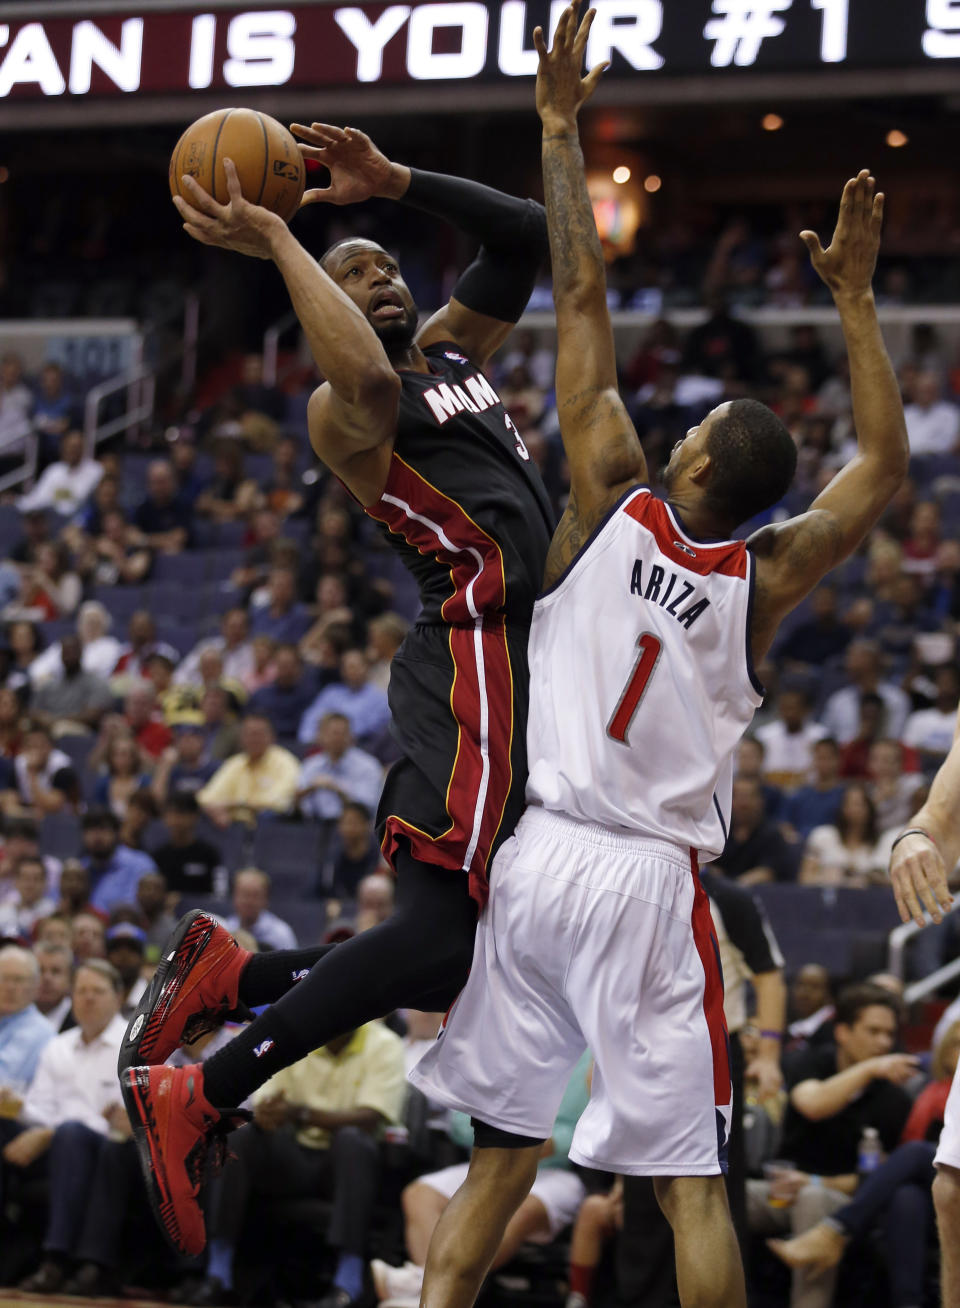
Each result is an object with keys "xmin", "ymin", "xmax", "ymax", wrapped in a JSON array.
[
  {"xmin": 662, "ymin": 399, "xmax": 797, "ymax": 530},
  {"xmin": 320, "ymin": 239, "xmax": 419, "ymax": 355}
]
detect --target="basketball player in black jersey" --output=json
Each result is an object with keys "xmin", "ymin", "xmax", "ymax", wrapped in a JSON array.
[{"xmin": 119, "ymin": 133, "xmax": 555, "ymax": 1258}]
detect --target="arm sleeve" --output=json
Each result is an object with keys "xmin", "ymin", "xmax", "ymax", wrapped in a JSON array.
[
  {"xmin": 402, "ymin": 169, "xmax": 548, "ymax": 323},
  {"xmin": 701, "ymin": 873, "xmax": 784, "ymax": 974},
  {"xmin": 21, "ymin": 1043, "xmax": 60, "ymax": 1127},
  {"xmin": 197, "ymin": 759, "xmax": 237, "ymax": 806}
]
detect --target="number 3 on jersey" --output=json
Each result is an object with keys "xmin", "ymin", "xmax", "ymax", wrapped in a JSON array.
[{"xmin": 607, "ymin": 633, "xmax": 663, "ymax": 745}]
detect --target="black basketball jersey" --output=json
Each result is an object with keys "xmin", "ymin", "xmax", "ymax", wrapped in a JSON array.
[{"xmin": 365, "ymin": 342, "xmax": 555, "ymax": 626}]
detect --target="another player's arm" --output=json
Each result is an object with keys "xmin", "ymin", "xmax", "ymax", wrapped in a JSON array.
[
  {"xmin": 748, "ymin": 172, "xmax": 908, "ymax": 658},
  {"xmin": 889, "ymin": 705, "xmax": 960, "ymax": 926},
  {"xmin": 292, "ymin": 123, "xmax": 549, "ymax": 371},
  {"xmin": 534, "ymin": 5, "xmax": 647, "ymax": 588},
  {"xmin": 172, "ymin": 160, "xmax": 400, "ymax": 483}
]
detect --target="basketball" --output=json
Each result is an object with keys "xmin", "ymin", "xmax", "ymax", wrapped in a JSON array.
[{"xmin": 168, "ymin": 107, "xmax": 305, "ymax": 222}]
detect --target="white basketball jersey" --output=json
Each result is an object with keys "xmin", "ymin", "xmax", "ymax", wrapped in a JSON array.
[{"xmin": 526, "ymin": 486, "xmax": 764, "ymax": 861}]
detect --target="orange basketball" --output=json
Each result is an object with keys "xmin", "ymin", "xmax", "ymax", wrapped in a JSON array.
[{"xmin": 169, "ymin": 107, "xmax": 305, "ymax": 223}]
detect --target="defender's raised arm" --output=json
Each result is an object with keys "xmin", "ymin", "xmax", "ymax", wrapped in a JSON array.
[
  {"xmin": 749, "ymin": 172, "xmax": 909, "ymax": 656},
  {"xmin": 534, "ymin": 4, "xmax": 647, "ymax": 584}
]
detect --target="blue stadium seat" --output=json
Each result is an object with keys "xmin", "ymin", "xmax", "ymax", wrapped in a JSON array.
[
  {"xmin": 57, "ymin": 734, "xmax": 96, "ymax": 774},
  {"xmin": 150, "ymin": 554, "xmax": 201, "ymax": 585},
  {"xmin": 270, "ymin": 897, "xmax": 329, "ymax": 946},
  {"xmin": 38, "ymin": 813, "xmax": 81, "ymax": 861},
  {"xmin": 0, "ymin": 505, "xmax": 24, "ymax": 555},
  {"xmin": 252, "ymin": 820, "xmax": 325, "ymax": 878},
  {"xmin": 203, "ymin": 550, "xmax": 246, "ymax": 583}
]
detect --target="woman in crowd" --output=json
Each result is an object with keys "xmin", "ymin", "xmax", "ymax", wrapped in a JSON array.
[
  {"xmin": 91, "ymin": 734, "xmax": 152, "ymax": 820},
  {"xmin": 799, "ymin": 783, "xmax": 890, "ymax": 886}
]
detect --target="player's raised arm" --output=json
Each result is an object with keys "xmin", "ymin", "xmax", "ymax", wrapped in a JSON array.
[
  {"xmin": 533, "ymin": 4, "xmax": 647, "ymax": 584},
  {"xmin": 889, "ymin": 706, "xmax": 960, "ymax": 926},
  {"xmin": 748, "ymin": 172, "xmax": 909, "ymax": 652},
  {"xmin": 291, "ymin": 122, "xmax": 548, "ymax": 370},
  {"xmin": 173, "ymin": 159, "xmax": 399, "ymax": 465}
]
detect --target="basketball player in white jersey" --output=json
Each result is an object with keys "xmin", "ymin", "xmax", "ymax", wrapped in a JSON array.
[{"xmin": 408, "ymin": 7, "xmax": 909, "ymax": 1308}]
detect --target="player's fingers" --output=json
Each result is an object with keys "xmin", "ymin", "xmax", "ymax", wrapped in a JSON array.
[
  {"xmin": 897, "ymin": 868, "xmax": 925, "ymax": 927},
  {"xmin": 296, "ymin": 144, "xmax": 330, "ymax": 166},
  {"xmin": 180, "ymin": 174, "xmax": 226, "ymax": 218},
  {"xmin": 222, "ymin": 158, "xmax": 243, "ymax": 204},
  {"xmin": 891, "ymin": 875, "xmax": 912, "ymax": 925},
  {"xmin": 289, "ymin": 123, "xmax": 328, "ymax": 144},
  {"xmin": 172, "ymin": 194, "xmax": 209, "ymax": 226},
  {"xmin": 556, "ymin": 3, "xmax": 574, "ymax": 45},
  {"xmin": 574, "ymin": 6, "xmax": 596, "ymax": 54},
  {"xmin": 914, "ymin": 867, "xmax": 944, "ymax": 925},
  {"xmin": 299, "ymin": 187, "xmax": 334, "ymax": 208},
  {"xmin": 582, "ymin": 59, "xmax": 609, "ymax": 96},
  {"xmin": 798, "ymin": 230, "xmax": 824, "ymax": 260},
  {"xmin": 183, "ymin": 223, "xmax": 215, "ymax": 246},
  {"xmin": 533, "ymin": 24, "xmax": 547, "ymax": 55},
  {"xmin": 310, "ymin": 122, "xmax": 348, "ymax": 139},
  {"xmin": 872, "ymin": 192, "xmax": 885, "ymax": 230}
]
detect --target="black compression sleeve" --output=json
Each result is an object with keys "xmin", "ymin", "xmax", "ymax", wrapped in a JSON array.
[
  {"xmin": 402, "ymin": 168, "xmax": 547, "ymax": 322},
  {"xmin": 402, "ymin": 168, "xmax": 547, "ymax": 255}
]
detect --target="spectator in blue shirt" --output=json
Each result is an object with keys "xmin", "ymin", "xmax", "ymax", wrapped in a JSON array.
[
  {"xmin": 779, "ymin": 738, "xmax": 846, "ymax": 841},
  {"xmin": 131, "ymin": 460, "xmax": 191, "ymax": 554},
  {"xmin": 250, "ymin": 567, "xmax": 312, "ymax": 645},
  {"xmin": 297, "ymin": 712, "xmax": 384, "ymax": 824},
  {"xmin": 80, "ymin": 810, "xmax": 157, "ymax": 914},
  {"xmin": 247, "ymin": 644, "xmax": 319, "ymax": 744},
  {"xmin": 299, "ymin": 650, "xmax": 391, "ymax": 750},
  {"xmin": 0, "ymin": 945, "xmax": 54, "ymax": 1099}
]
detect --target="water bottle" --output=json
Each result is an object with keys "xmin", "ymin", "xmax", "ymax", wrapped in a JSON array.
[{"xmin": 858, "ymin": 1126, "xmax": 881, "ymax": 1177}]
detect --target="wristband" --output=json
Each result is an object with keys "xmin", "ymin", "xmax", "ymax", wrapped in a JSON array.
[
  {"xmin": 759, "ymin": 1030, "xmax": 783, "ymax": 1042},
  {"xmin": 890, "ymin": 827, "xmax": 937, "ymax": 854}
]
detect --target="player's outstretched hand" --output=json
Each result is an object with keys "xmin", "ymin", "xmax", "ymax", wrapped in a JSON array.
[
  {"xmin": 534, "ymin": 1, "xmax": 609, "ymax": 130},
  {"xmin": 800, "ymin": 170, "xmax": 883, "ymax": 299},
  {"xmin": 890, "ymin": 830, "xmax": 954, "ymax": 927},
  {"xmin": 291, "ymin": 123, "xmax": 406, "ymax": 207},
  {"xmin": 174, "ymin": 159, "xmax": 283, "ymax": 259}
]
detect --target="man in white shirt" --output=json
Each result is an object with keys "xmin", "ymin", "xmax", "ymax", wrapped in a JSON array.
[
  {"xmin": 224, "ymin": 867, "xmax": 298, "ymax": 951},
  {"xmin": 297, "ymin": 713, "xmax": 384, "ymax": 824},
  {"xmin": 29, "ymin": 601, "xmax": 122, "ymax": 687},
  {"xmin": 903, "ymin": 666, "xmax": 960, "ymax": 772},
  {"xmin": 903, "ymin": 371, "xmax": 960, "ymax": 456},
  {"xmin": 754, "ymin": 688, "xmax": 828, "ymax": 790},
  {"xmin": 18, "ymin": 430, "xmax": 103, "ymax": 518},
  {"xmin": 3, "ymin": 960, "xmax": 130, "ymax": 1296},
  {"xmin": 33, "ymin": 941, "xmax": 73, "ymax": 1033},
  {"xmin": 819, "ymin": 640, "xmax": 910, "ymax": 744},
  {"xmin": 0, "ymin": 352, "xmax": 33, "ymax": 454}
]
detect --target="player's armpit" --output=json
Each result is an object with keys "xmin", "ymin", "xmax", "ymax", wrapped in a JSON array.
[
  {"xmin": 747, "ymin": 509, "xmax": 845, "ymax": 660},
  {"xmin": 307, "ymin": 381, "xmax": 398, "ymax": 505}
]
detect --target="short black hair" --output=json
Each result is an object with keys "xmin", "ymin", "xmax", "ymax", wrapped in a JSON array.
[
  {"xmin": 834, "ymin": 982, "xmax": 900, "ymax": 1030},
  {"xmin": 164, "ymin": 792, "xmax": 199, "ymax": 816},
  {"xmin": 704, "ymin": 399, "xmax": 797, "ymax": 526},
  {"xmin": 320, "ymin": 238, "xmax": 386, "ymax": 274},
  {"xmin": 82, "ymin": 808, "xmax": 120, "ymax": 832},
  {"xmin": 342, "ymin": 801, "xmax": 372, "ymax": 822}
]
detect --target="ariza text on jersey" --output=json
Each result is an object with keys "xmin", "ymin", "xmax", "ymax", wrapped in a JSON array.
[{"xmin": 630, "ymin": 559, "xmax": 710, "ymax": 630}]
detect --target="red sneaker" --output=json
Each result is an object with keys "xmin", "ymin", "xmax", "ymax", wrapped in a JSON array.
[
  {"xmin": 123, "ymin": 1062, "xmax": 245, "ymax": 1256},
  {"xmin": 118, "ymin": 911, "xmax": 252, "ymax": 1076}
]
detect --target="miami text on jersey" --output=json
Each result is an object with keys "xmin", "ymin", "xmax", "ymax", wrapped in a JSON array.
[{"xmin": 422, "ymin": 373, "xmax": 502, "ymax": 424}]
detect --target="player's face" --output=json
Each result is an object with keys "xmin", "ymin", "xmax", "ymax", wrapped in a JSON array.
[
  {"xmin": 661, "ymin": 406, "xmax": 724, "ymax": 491},
  {"xmin": 325, "ymin": 241, "xmax": 419, "ymax": 352}
]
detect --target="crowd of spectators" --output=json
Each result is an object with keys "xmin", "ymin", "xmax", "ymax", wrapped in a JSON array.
[{"xmin": 0, "ymin": 298, "xmax": 959, "ymax": 1303}]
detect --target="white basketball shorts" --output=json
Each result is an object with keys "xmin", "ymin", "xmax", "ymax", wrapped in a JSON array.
[
  {"xmin": 935, "ymin": 1061, "xmax": 960, "ymax": 1170},
  {"xmin": 409, "ymin": 806, "xmax": 732, "ymax": 1176},
  {"xmin": 416, "ymin": 1162, "xmax": 587, "ymax": 1238}
]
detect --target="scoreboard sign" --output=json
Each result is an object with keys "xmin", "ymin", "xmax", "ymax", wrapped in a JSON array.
[{"xmin": 0, "ymin": 1, "xmax": 957, "ymax": 99}]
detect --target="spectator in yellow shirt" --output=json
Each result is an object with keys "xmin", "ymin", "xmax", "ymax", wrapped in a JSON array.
[
  {"xmin": 191, "ymin": 1021, "xmax": 406, "ymax": 1307},
  {"xmin": 196, "ymin": 713, "xmax": 300, "ymax": 829}
]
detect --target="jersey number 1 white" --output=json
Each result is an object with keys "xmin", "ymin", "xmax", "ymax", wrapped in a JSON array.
[{"xmin": 606, "ymin": 633, "xmax": 663, "ymax": 745}]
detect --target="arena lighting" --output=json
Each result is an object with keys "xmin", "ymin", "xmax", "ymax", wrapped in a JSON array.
[
  {"xmin": 612, "ymin": 165, "xmax": 631, "ymax": 184},
  {"xmin": 762, "ymin": 112, "xmax": 784, "ymax": 131},
  {"xmin": 643, "ymin": 173, "xmax": 661, "ymax": 192},
  {"xmin": 886, "ymin": 128, "xmax": 909, "ymax": 147}
]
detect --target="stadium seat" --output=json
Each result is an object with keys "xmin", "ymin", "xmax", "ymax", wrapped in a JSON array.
[
  {"xmin": 252, "ymin": 820, "xmax": 326, "ymax": 877},
  {"xmin": 38, "ymin": 812, "xmax": 82, "ymax": 861}
]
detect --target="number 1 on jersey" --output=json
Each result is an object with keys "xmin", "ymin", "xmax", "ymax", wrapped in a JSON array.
[{"xmin": 607, "ymin": 633, "xmax": 663, "ymax": 745}]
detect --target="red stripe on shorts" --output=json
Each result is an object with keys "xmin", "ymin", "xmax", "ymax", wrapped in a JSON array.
[{"xmin": 689, "ymin": 847, "xmax": 732, "ymax": 1108}]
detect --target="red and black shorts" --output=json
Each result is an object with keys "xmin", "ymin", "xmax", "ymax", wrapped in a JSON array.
[{"xmin": 377, "ymin": 620, "xmax": 531, "ymax": 908}]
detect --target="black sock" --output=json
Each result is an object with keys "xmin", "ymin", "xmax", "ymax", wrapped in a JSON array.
[
  {"xmin": 201, "ymin": 850, "xmax": 477, "ymax": 1110},
  {"xmin": 238, "ymin": 945, "xmax": 334, "ymax": 1008}
]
